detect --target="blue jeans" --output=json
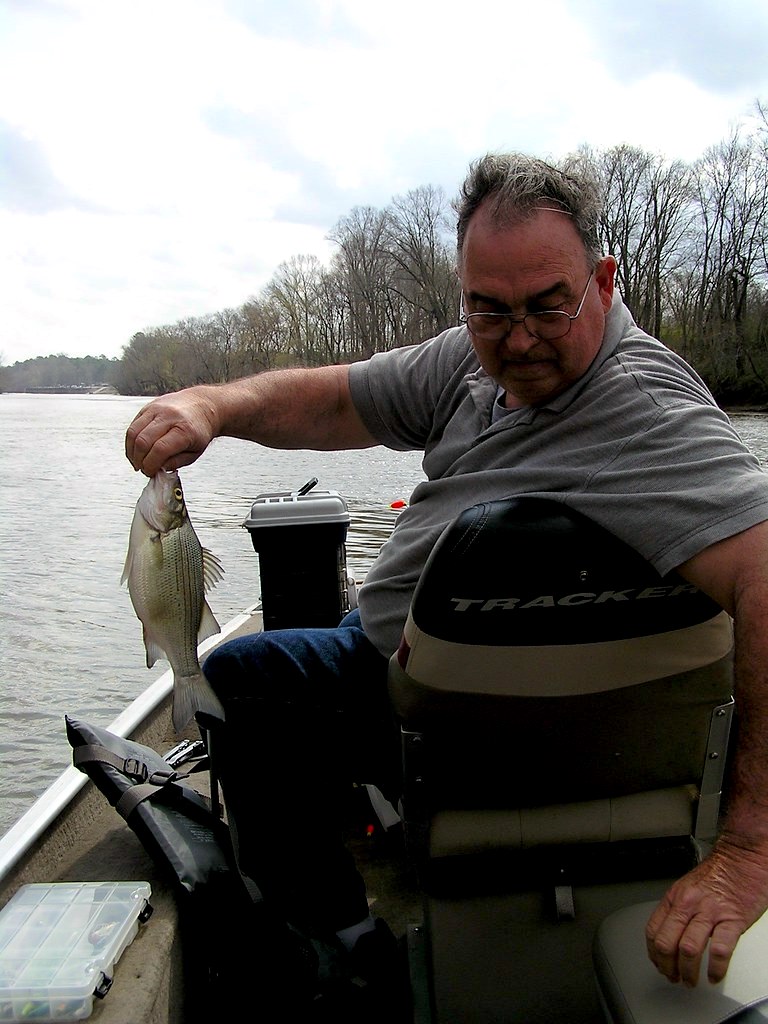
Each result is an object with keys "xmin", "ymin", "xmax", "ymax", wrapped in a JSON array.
[{"xmin": 202, "ymin": 610, "xmax": 397, "ymax": 935}]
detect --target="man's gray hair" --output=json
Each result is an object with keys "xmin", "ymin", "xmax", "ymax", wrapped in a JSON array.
[{"xmin": 454, "ymin": 153, "xmax": 604, "ymax": 266}]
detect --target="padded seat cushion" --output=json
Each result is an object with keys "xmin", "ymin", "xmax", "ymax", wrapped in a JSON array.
[
  {"xmin": 594, "ymin": 901, "xmax": 768, "ymax": 1023},
  {"xmin": 429, "ymin": 786, "xmax": 698, "ymax": 857}
]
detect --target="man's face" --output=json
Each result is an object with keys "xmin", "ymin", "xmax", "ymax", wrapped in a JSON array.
[{"xmin": 460, "ymin": 205, "xmax": 616, "ymax": 408}]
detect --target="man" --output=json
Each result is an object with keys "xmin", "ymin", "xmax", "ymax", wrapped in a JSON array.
[{"xmin": 126, "ymin": 153, "xmax": 768, "ymax": 997}]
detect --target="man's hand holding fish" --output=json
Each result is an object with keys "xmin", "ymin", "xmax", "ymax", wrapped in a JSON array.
[{"xmin": 126, "ymin": 388, "xmax": 222, "ymax": 477}]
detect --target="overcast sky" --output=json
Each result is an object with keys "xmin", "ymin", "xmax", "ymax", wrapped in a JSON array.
[{"xmin": 2, "ymin": 0, "xmax": 767, "ymax": 366}]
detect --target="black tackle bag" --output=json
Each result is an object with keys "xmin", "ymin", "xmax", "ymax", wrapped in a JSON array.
[{"xmin": 66, "ymin": 716, "xmax": 317, "ymax": 1018}]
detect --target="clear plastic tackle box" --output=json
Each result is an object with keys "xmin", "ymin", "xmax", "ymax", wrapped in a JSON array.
[{"xmin": 0, "ymin": 881, "xmax": 152, "ymax": 1022}]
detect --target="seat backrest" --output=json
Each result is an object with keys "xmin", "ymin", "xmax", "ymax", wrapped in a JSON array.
[{"xmin": 389, "ymin": 498, "xmax": 733, "ymax": 809}]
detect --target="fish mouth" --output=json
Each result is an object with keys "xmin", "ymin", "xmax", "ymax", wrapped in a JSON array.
[{"xmin": 137, "ymin": 469, "xmax": 185, "ymax": 531}]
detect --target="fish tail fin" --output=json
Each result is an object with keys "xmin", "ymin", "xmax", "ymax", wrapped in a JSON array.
[{"xmin": 172, "ymin": 672, "xmax": 225, "ymax": 733}]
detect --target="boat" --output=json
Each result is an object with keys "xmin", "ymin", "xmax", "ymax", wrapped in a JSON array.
[{"xmin": 2, "ymin": 484, "xmax": 768, "ymax": 1024}]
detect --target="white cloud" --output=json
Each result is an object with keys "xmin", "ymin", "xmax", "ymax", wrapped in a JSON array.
[{"xmin": 1, "ymin": 0, "xmax": 766, "ymax": 365}]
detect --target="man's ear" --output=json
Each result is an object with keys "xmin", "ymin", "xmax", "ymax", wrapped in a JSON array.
[{"xmin": 596, "ymin": 256, "xmax": 617, "ymax": 311}]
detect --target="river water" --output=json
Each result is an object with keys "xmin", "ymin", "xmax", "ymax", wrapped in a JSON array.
[{"xmin": 1, "ymin": 394, "xmax": 768, "ymax": 840}]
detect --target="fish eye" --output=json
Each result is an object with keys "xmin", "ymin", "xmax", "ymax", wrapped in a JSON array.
[{"xmin": 173, "ymin": 487, "xmax": 183, "ymax": 500}]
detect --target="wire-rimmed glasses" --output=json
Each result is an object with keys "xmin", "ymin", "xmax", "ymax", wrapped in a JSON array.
[{"xmin": 460, "ymin": 272, "xmax": 595, "ymax": 343}]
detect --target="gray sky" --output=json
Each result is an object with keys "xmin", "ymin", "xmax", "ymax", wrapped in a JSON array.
[{"xmin": 2, "ymin": 0, "xmax": 767, "ymax": 365}]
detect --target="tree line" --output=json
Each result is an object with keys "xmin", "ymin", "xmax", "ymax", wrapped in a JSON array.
[
  {"xmin": 0, "ymin": 353, "xmax": 120, "ymax": 392},
  {"xmin": 4, "ymin": 108, "xmax": 767, "ymax": 405}
]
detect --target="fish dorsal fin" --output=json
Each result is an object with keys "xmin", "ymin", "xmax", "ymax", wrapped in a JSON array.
[{"xmin": 201, "ymin": 547, "xmax": 224, "ymax": 592}]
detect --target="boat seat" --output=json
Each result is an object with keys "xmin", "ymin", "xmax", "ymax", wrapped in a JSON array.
[
  {"xmin": 388, "ymin": 497, "xmax": 735, "ymax": 868},
  {"xmin": 594, "ymin": 900, "xmax": 768, "ymax": 1023}
]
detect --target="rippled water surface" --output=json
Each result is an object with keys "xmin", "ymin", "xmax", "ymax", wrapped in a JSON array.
[
  {"xmin": 728, "ymin": 412, "xmax": 768, "ymax": 463},
  {"xmin": 1, "ymin": 397, "xmax": 767, "ymax": 839}
]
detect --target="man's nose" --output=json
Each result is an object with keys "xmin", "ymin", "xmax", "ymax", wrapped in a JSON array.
[{"xmin": 502, "ymin": 320, "xmax": 539, "ymax": 355}]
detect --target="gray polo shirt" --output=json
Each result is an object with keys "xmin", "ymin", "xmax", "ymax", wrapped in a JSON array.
[{"xmin": 348, "ymin": 293, "xmax": 768, "ymax": 657}]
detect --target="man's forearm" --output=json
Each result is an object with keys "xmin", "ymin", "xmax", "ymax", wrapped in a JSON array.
[
  {"xmin": 719, "ymin": 582, "xmax": 768, "ymax": 842},
  {"xmin": 126, "ymin": 365, "xmax": 378, "ymax": 476},
  {"xmin": 646, "ymin": 526, "xmax": 768, "ymax": 985},
  {"xmin": 192, "ymin": 366, "xmax": 377, "ymax": 451}
]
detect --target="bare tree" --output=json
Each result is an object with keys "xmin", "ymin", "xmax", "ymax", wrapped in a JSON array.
[
  {"xmin": 571, "ymin": 145, "xmax": 693, "ymax": 338},
  {"xmin": 267, "ymin": 255, "xmax": 327, "ymax": 365},
  {"xmin": 237, "ymin": 297, "xmax": 286, "ymax": 372},
  {"xmin": 117, "ymin": 330, "xmax": 185, "ymax": 395},
  {"xmin": 686, "ymin": 129, "xmax": 768, "ymax": 393},
  {"xmin": 385, "ymin": 185, "xmax": 460, "ymax": 339},
  {"xmin": 329, "ymin": 206, "xmax": 399, "ymax": 358}
]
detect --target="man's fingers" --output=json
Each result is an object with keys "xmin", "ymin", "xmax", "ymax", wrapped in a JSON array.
[
  {"xmin": 707, "ymin": 921, "xmax": 742, "ymax": 983},
  {"xmin": 675, "ymin": 916, "xmax": 716, "ymax": 987},
  {"xmin": 646, "ymin": 887, "xmax": 749, "ymax": 987},
  {"xmin": 647, "ymin": 913, "xmax": 716, "ymax": 987},
  {"xmin": 646, "ymin": 905, "xmax": 685, "ymax": 983},
  {"xmin": 648, "ymin": 915, "xmax": 741, "ymax": 987},
  {"xmin": 126, "ymin": 412, "xmax": 201, "ymax": 476},
  {"xmin": 125, "ymin": 407, "xmax": 163, "ymax": 471}
]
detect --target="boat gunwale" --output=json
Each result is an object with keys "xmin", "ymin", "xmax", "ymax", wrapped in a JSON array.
[{"xmin": 0, "ymin": 603, "xmax": 261, "ymax": 887}]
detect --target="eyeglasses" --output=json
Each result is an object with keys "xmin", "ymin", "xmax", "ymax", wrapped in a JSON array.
[{"xmin": 460, "ymin": 272, "xmax": 595, "ymax": 343}]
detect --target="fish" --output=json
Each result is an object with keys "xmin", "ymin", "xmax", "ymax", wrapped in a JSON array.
[{"xmin": 122, "ymin": 469, "xmax": 225, "ymax": 732}]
